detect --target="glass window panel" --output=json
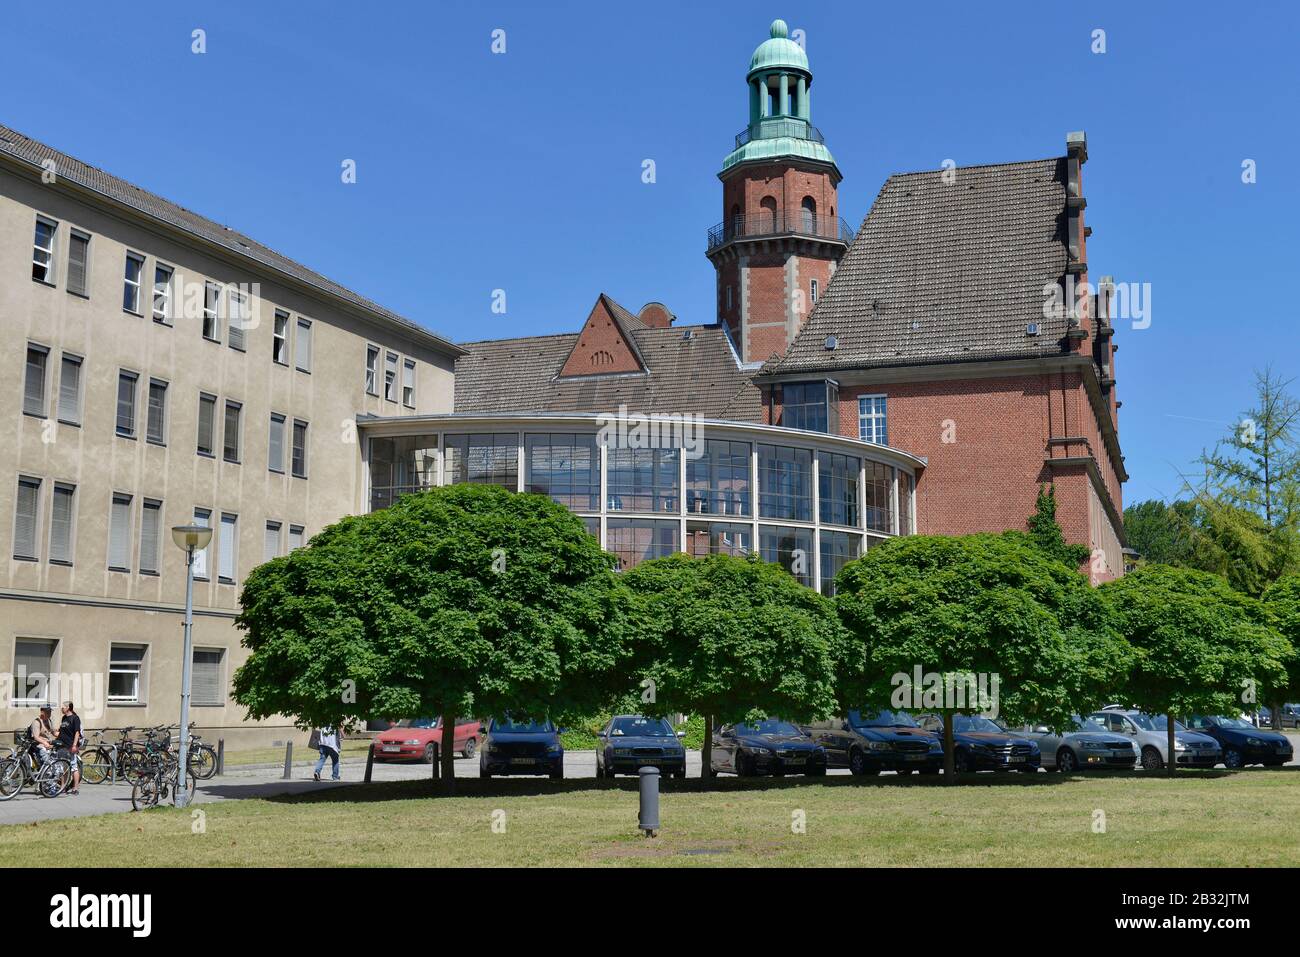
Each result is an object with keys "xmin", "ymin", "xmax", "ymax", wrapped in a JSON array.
[
  {"xmin": 49, "ymin": 483, "xmax": 75, "ymax": 564},
  {"xmin": 780, "ymin": 382, "xmax": 829, "ymax": 433},
  {"xmin": 864, "ymin": 462, "xmax": 895, "ymax": 533},
  {"xmin": 818, "ymin": 530, "xmax": 861, "ymax": 597},
  {"xmin": 524, "ymin": 433, "xmax": 599, "ymax": 510},
  {"xmin": 13, "ymin": 638, "xmax": 55, "ymax": 703},
  {"xmin": 368, "ymin": 434, "xmax": 439, "ymax": 511},
  {"xmin": 23, "ymin": 346, "xmax": 47, "ymax": 416},
  {"xmin": 685, "ymin": 439, "xmax": 751, "ymax": 517},
  {"xmin": 606, "ymin": 519, "xmax": 679, "ymax": 572},
  {"xmin": 139, "ymin": 499, "xmax": 162, "ymax": 574},
  {"xmin": 758, "ymin": 444, "xmax": 812, "ymax": 521},
  {"xmin": 606, "ymin": 445, "xmax": 679, "ymax": 514},
  {"xmin": 66, "ymin": 232, "xmax": 89, "ymax": 296},
  {"xmin": 899, "ymin": 470, "xmax": 914, "ymax": 535},
  {"xmin": 759, "ymin": 524, "xmax": 814, "ymax": 587},
  {"xmin": 685, "ymin": 521, "xmax": 753, "ymax": 558},
  {"xmin": 444, "ymin": 433, "xmax": 518, "ymax": 490},
  {"xmin": 14, "ymin": 477, "xmax": 41, "ymax": 559},
  {"xmin": 818, "ymin": 451, "xmax": 860, "ymax": 527},
  {"xmin": 58, "ymin": 354, "xmax": 81, "ymax": 424},
  {"xmin": 193, "ymin": 508, "xmax": 211, "ymax": 579},
  {"xmin": 108, "ymin": 493, "xmax": 132, "ymax": 571},
  {"xmin": 858, "ymin": 395, "xmax": 888, "ymax": 445}
]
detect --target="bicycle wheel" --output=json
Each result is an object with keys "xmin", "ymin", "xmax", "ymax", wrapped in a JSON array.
[
  {"xmin": 38, "ymin": 759, "xmax": 70, "ymax": 798},
  {"xmin": 170, "ymin": 768, "xmax": 197, "ymax": 806},
  {"xmin": 131, "ymin": 774, "xmax": 161, "ymax": 811},
  {"xmin": 190, "ymin": 745, "xmax": 216, "ymax": 780},
  {"xmin": 122, "ymin": 751, "xmax": 151, "ymax": 786},
  {"xmin": 80, "ymin": 747, "xmax": 111, "ymax": 785},
  {"xmin": 0, "ymin": 758, "xmax": 23, "ymax": 801}
]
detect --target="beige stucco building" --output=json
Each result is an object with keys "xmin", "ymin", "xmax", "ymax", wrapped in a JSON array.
[{"xmin": 1, "ymin": 127, "xmax": 461, "ymax": 746}]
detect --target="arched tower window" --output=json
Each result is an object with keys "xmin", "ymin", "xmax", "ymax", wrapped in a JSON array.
[
  {"xmin": 801, "ymin": 196, "xmax": 817, "ymax": 233},
  {"xmin": 760, "ymin": 196, "xmax": 778, "ymax": 232}
]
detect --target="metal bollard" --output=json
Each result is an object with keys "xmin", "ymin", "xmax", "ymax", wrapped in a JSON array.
[
  {"xmin": 638, "ymin": 766, "xmax": 661, "ymax": 837},
  {"xmin": 215, "ymin": 739, "xmax": 224, "ymax": 777},
  {"xmin": 364, "ymin": 742, "xmax": 375, "ymax": 783},
  {"xmin": 282, "ymin": 741, "xmax": 293, "ymax": 779}
]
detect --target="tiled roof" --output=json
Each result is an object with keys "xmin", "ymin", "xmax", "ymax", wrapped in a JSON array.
[
  {"xmin": 764, "ymin": 157, "xmax": 1072, "ymax": 375},
  {"xmin": 0, "ymin": 123, "xmax": 462, "ymax": 357},
  {"xmin": 455, "ymin": 322, "xmax": 762, "ymax": 421}
]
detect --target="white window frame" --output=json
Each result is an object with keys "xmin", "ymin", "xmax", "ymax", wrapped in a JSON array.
[
  {"xmin": 108, "ymin": 492, "xmax": 133, "ymax": 572},
  {"xmin": 146, "ymin": 378, "xmax": 168, "ymax": 446},
  {"xmin": 291, "ymin": 419, "xmax": 308, "ymax": 478},
  {"xmin": 48, "ymin": 482, "xmax": 76, "ymax": 566},
  {"xmin": 384, "ymin": 351, "xmax": 398, "ymax": 401},
  {"xmin": 152, "ymin": 262, "xmax": 174, "ymax": 324},
  {"xmin": 227, "ymin": 288, "xmax": 248, "ymax": 352},
  {"xmin": 365, "ymin": 344, "xmax": 379, "ymax": 395},
  {"xmin": 107, "ymin": 643, "xmax": 148, "ymax": 705},
  {"xmin": 139, "ymin": 498, "xmax": 163, "ymax": 575},
  {"xmin": 218, "ymin": 512, "xmax": 238, "ymax": 584},
  {"xmin": 57, "ymin": 353, "xmax": 83, "ymax": 426},
  {"xmin": 66, "ymin": 229, "xmax": 90, "ymax": 298},
  {"xmin": 193, "ymin": 508, "xmax": 212, "ymax": 580},
  {"xmin": 32, "ymin": 216, "xmax": 57, "ymax": 285},
  {"xmin": 13, "ymin": 475, "xmax": 42, "ymax": 561},
  {"xmin": 295, "ymin": 318, "xmax": 312, "ymax": 372},
  {"xmin": 116, "ymin": 370, "xmax": 139, "ymax": 438},
  {"xmin": 268, "ymin": 413, "xmax": 286, "ymax": 473},
  {"xmin": 202, "ymin": 282, "xmax": 222, "ymax": 342},
  {"xmin": 272, "ymin": 311, "xmax": 289, "ymax": 365},
  {"xmin": 123, "ymin": 252, "xmax": 144, "ymax": 314},
  {"xmin": 810, "ymin": 278, "xmax": 819, "ymax": 304},
  {"xmin": 857, "ymin": 394, "xmax": 888, "ymax": 446},
  {"xmin": 12, "ymin": 638, "xmax": 59, "ymax": 708},
  {"xmin": 402, "ymin": 358, "xmax": 416, "ymax": 408},
  {"xmin": 23, "ymin": 342, "xmax": 49, "ymax": 418},
  {"xmin": 223, "ymin": 399, "xmax": 242, "ymax": 464}
]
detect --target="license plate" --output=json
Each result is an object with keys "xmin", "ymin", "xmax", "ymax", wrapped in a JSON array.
[
  {"xmin": 510, "ymin": 757, "xmax": 536, "ymax": 765},
  {"xmin": 904, "ymin": 753, "xmax": 925, "ymax": 761},
  {"xmin": 1007, "ymin": 756, "xmax": 1025, "ymax": 763},
  {"xmin": 636, "ymin": 758, "xmax": 660, "ymax": 764},
  {"xmin": 783, "ymin": 757, "xmax": 806, "ymax": 766},
  {"xmin": 382, "ymin": 745, "xmax": 401, "ymax": 752}
]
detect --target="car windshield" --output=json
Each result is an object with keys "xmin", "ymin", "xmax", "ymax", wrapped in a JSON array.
[
  {"xmin": 852, "ymin": 710, "xmax": 918, "ymax": 729},
  {"xmin": 1207, "ymin": 716, "xmax": 1254, "ymax": 730},
  {"xmin": 953, "ymin": 715, "xmax": 1002, "ymax": 733},
  {"xmin": 609, "ymin": 717, "xmax": 674, "ymax": 736},
  {"xmin": 394, "ymin": 718, "xmax": 438, "ymax": 729},
  {"xmin": 1069, "ymin": 715, "xmax": 1096, "ymax": 732},
  {"xmin": 492, "ymin": 716, "xmax": 554, "ymax": 733},
  {"xmin": 1147, "ymin": 715, "xmax": 1189, "ymax": 732},
  {"xmin": 736, "ymin": 719, "xmax": 802, "ymax": 736}
]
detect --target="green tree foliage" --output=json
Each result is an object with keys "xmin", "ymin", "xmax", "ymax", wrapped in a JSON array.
[
  {"xmin": 1261, "ymin": 575, "xmax": 1300, "ymax": 716},
  {"xmin": 834, "ymin": 533, "xmax": 1131, "ymax": 781},
  {"xmin": 1100, "ymin": 564, "xmax": 1291, "ymax": 773},
  {"xmin": 621, "ymin": 552, "xmax": 841, "ymax": 777},
  {"xmin": 1026, "ymin": 484, "xmax": 1090, "ymax": 568},
  {"xmin": 232, "ymin": 484, "xmax": 632, "ymax": 785}
]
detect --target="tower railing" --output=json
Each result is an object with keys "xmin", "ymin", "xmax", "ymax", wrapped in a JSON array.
[
  {"xmin": 706, "ymin": 213, "xmax": 854, "ymax": 251},
  {"xmin": 735, "ymin": 118, "xmax": 825, "ymax": 148}
]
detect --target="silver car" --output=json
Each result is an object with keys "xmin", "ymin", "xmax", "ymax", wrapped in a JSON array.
[
  {"xmin": 1089, "ymin": 709, "xmax": 1221, "ymax": 770},
  {"xmin": 1018, "ymin": 716, "xmax": 1137, "ymax": 772}
]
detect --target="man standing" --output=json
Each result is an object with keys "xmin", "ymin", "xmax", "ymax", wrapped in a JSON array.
[
  {"xmin": 28, "ymin": 705, "xmax": 55, "ymax": 763},
  {"xmin": 55, "ymin": 701, "xmax": 82, "ymax": 795},
  {"xmin": 311, "ymin": 725, "xmax": 342, "ymax": 782}
]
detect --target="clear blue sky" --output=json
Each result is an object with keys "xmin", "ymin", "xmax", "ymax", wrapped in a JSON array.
[{"xmin": 6, "ymin": 0, "xmax": 1296, "ymax": 507}]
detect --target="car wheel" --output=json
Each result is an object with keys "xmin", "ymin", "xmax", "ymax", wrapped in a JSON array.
[
  {"xmin": 954, "ymin": 750, "xmax": 969, "ymax": 773},
  {"xmin": 1262, "ymin": 758, "xmax": 1285, "ymax": 767},
  {"xmin": 423, "ymin": 744, "xmax": 438, "ymax": 764},
  {"xmin": 550, "ymin": 763, "xmax": 563, "ymax": 781},
  {"xmin": 736, "ymin": 753, "xmax": 753, "ymax": 777},
  {"xmin": 808, "ymin": 765, "xmax": 826, "ymax": 777},
  {"xmin": 1141, "ymin": 746, "xmax": 1163, "ymax": 771},
  {"xmin": 896, "ymin": 768, "xmax": 914, "ymax": 775},
  {"xmin": 1057, "ymin": 748, "xmax": 1078, "ymax": 773},
  {"xmin": 848, "ymin": 749, "xmax": 866, "ymax": 776},
  {"xmin": 1224, "ymin": 748, "xmax": 1245, "ymax": 769},
  {"xmin": 462, "ymin": 738, "xmax": 477, "ymax": 759}
]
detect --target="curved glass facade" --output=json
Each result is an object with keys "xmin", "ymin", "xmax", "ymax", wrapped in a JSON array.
[{"xmin": 362, "ymin": 415, "xmax": 921, "ymax": 596}]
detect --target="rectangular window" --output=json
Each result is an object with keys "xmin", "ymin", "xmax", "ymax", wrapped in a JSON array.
[
  {"xmin": 365, "ymin": 345, "xmax": 379, "ymax": 395},
  {"xmin": 268, "ymin": 413, "xmax": 285, "ymax": 473},
  {"xmin": 108, "ymin": 492, "xmax": 132, "ymax": 571},
  {"xmin": 193, "ymin": 508, "xmax": 211, "ymax": 579},
  {"xmin": 139, "ymin": 498, "xmax": 162, "ymax": 574},
  {"xmin": 23, "ymin": 343, "xmax": 48, "ymax": 417},
  {"xmin": 223, "ymin": 400, "xmax": 242, "ymax": 463},
  {"xmin": 384, "ymin": 351, "xmax": 398, "ymax": 401},
  {"xmin": 898, "ymin": 470, "xmax": 914, "ymax": 535},
  {"xmin": 759, "ymin": 524, "xmax": 814, "ymax": 587},
  {"xmin": 122, "ymin": 252, "xmax": 144, "ymax": 312},
  {"xmin": 780, "ymin": 382, "xmax": 830, "ymax": 433},
  {"xmin": 197, "ymin": 393, "xmax": 216, "ymax": 456},
  {"xmin": 367, "ymin": 435, "xmax": 438, "ymax": 511},
  {"xmin": 57, "ymin": 354, "xmax": 82, "ymax": 425},
  {"xmin": 288, "ymin": 525, "xmax": 304, "ymax": 551},
  {"xmin": 202, "ymin": 282, "xmax": 221, "ymax": 341},
  {"xmin": 291, "ymin": 420, "xmax": 308, "ymax": 478},
  {"xmin": 758, "ymin": 444, "xmax": 813, "ymax": 521},
  {"xmin": 32, "ymin": 217, "xmax": 57, "ymax": 284},
  {"xmin": 227, "ymin": 289, "xmax": 247, "ymax": 351},
  {"xmin": 146, "ymin": 379, "xmax": 168, "ymax": 445},
  {"xmin": 108, "ymin": 645, "xmax": 147, "ymax": 704},
  {"xmin": 686, "ymin": 439, "xmax": 752, "ymax": 517},
  {"xmin": 66, "ymin": 231, "xmax": 90, "ymax": 296},
  {"xmin": 818, "ymin": 530, "xmax": 861, "ymax": 597},
  {"xmin": 444, "ymin": 433, "xmax": 518, "ymax": 489},
  {"xmin": 858, "ymin": 394, "xmax": 888, "ymax": 446},
  {"xmin": 606, "ymin": 519, "xmax": 679, "ymax": 572},
  {"xmin": 524, "ymin": 434, "xmax": 600, "ymax": 510},
  {"xmin": 402, "ymin": 358, "xmax": 416, "ymax": 407},
  {"xmin": 295, "ymin": 318, "xmax": 312, "ymax": 372},
  {"xmin": 218, "ymin": 513, "xmax": 237, "ymax": 584},
  {"xmin": 192, "ymin": 648, "xmax": 226, "ymax": 706},
  {"xmin": 116, "ymin": 370, "xmax": 138, "ymax": 438},
  {"xmin": 864, "ymin": 461, "xmax": 895, "ymax": 533},
  {"xmin": 13, "ymin": 638, "xmax": 56, "ymax": 705},
  {"xmin": 49, "ymin": 483, "xmax": 75, "ymax": 565},
  {"xmin": 606, "ymin": 445, "xmax": 679, "ymax": 513},
  {"xmin": 272, "ymin": 311, "xmax": 288, "ymax": 364},
  {"xmin": 818, "ymin": 451, "xmax": 861, "ymax": 527},
  {"xmin": 14, "ymin": 476, "xmax": 41, "ymax": 560},
  {"xmin": 152, "ymin": 263, "xmax": 173, "ymax": 323},
  {"xmin": 264, "ymin": 521, "xmax": 281, "ymax": 562},
  {"xmin": 725, "ymin": 285, "xmax": 732, "ymax": 311}
]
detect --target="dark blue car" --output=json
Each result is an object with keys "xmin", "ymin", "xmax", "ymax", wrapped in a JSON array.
[
  {"xmin": 803, "ymin": 710, "xmax": 944, "ymax": 775},
  {"xmin": 596, "ymin": 715, "xmax": 687, "ymax": 778},
  {"xmin": 917, "ymin": 713, "xmax": 1041, "ymax": 772},
  {"xmin": 1186, "ymin": 715, "xmax": 1294, "ymax": 768},
  {"xmin": 480, "ymin": 716, "xmax": 564, "ymax": 779}
]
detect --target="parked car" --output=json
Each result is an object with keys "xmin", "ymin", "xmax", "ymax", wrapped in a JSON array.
[
  {"xmin": 596, "ymin": 715, "xmax": 687, "ymax": 779},
  {"xmin": 480, "ymin": 715, "xmax": 564, "ymax": 779},
  {"xmin": 1017, "ymin": 716, "xmax": 1137, "ymax": 772},
  {"xmin": 1087, "ymin": 710, "xmax": 1220, "ymax": 770},
  {"xmin": 916, "ymin": 713, "xmax": 1041, "ymax": 772},
  {"xmin": 373, "ymin": 717, "xmax": 482, "ymax": 763},
  {"xmin": 1258, "ymin": 704, "xmax": 1300, "ymax": 729},
  {"xmin": 711, "ymin": 719, "xmax": 828, "ymax": 777},
  {"xmin": 1185, "ymin": 715, "xmax": 1294, "ymax": 768},
  {"xmin": 802, "ymin": 709, "xmax": 943, "ymax": 775}
]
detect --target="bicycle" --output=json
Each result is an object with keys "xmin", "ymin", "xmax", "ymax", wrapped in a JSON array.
[
  {"xmin": 77, "ymin": 729, "xmax": 116, "ymax": 785},
  {"xmin": 130, "ymin": 751, "xmax": 197, "ymax": 811},
  {"xmin": 0, "ymin": 734, "xmax": 72, "ymax": 800},
  {"xmin": 172, "ymin": 723, "xmax": 218, "ymax": 780}
]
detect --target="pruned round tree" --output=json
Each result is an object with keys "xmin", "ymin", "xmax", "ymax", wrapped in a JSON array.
[
  {"xmin": 834, "ymin": 533, "xmax": 1132, "ymax": 782},
  {"xmin": 1100, "ymin": 564, "xmax": 1291, "ymax": 775},
  {"xmin": 621, "ymin": 552, "xmax": 841, "ymax": 778},
  {"xmin": 1262, "ymin": 575, "xmax": 1300, "ymax": 721},
  {"xmin": 232, "ymin": 484, "xmax": 632, "ymax": 786}
]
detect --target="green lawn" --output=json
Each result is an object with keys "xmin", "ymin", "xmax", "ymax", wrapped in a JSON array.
[
  {"xmin": 4, "ymin": 768, "xmax": 1298, "ymax": 867},
  {"xmin": 219, "ymin": 740, "xmax": 372, "ymax": 767}
]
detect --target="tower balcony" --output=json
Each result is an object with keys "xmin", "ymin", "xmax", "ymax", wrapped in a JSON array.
[
  {"xmin": 706, "ymin": 212, "xmax": 855, "ymax": 253},
  {"xmin": 735, "ymin": 117, "xmax": 826, "ymax": 148}
]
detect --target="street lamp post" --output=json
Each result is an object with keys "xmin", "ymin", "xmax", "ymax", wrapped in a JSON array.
[{"xmin": 171, "ymin": 524, "xmax": 212, "ymax": 809}]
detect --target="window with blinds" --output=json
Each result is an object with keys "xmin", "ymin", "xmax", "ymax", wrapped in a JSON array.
[
  {"xmin": 49, "ymin": 483, "xmax": 75, "ymax": 564},
  {"xmin": 288, "ymin": 525, "xmax": 304, "ymax": 551},
  {"xmin": 191, "ymin": 649, "xmax": 225, "ymax": 706},
  {"xmin": 116, "ymin": 371, "xmax": 138, "ymax": 438},
  {"xmin": 264, "ymin": 521, "xmax": 281, "ymax": 562},
  {"xmin": 193, "ymin": 508, "xmax": 211, "ymax": 579},
  {"xmin": 146, "ymin": 379, "xmax": 168, "ymax": 445},
  {"xmin": 228, "ymin": 290, "xmax": 247, "ymax": 351},
  {"xmin": 268, "ymin": 413, "xmax": 285, "ymax": 472},
  {"xmin": 197, "ymin": 393, "xmax": 216, "ymax": 455},
  {"xmin": 218, "ymin": 513, "xmax": 237, "ymax": 583},
  {"xmin": 139, "ymin": 499, "xmax": 162, "ymax": 574},
  {"xmin": 108, "ymin": 493, "xmax": 132, "ymax": 571},
  {"xmin": 223, "ymin": 400, "xmax": 241, "ymax": 463},
  {"xmin": 58, "ymin": 354, "xmax": 82, "ymax": 424},
  {"xmin": 402, "ymin": 358, "xmax": 416, "ymax": 407},
  {"xmin": 13, "ymin": 638, "xmax": 56, "ymax": 704},
  {"xmin": 295, "ymin": 318, "xmax": 312, "ymax": 372},
  {"xmin": 67, "ymin": 231, "xmax": 90, "ymax": 297},
  {"xmin": 23, "ymin": 344, "xmax": 48, "ymax": 417},
  {"xmin": 291, "ymin": 420, "xmax": 308, "ymax": 478},
  {"xmin": 152, "ymin": 263, "xmax": 173, "ymax": 324},
  {"xmin": 14, "ymin": 477, "xmax": 41, "ymax": 560}
]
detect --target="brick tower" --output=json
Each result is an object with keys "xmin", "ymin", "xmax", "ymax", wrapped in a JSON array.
[{"xmin": 706, "ymin": 19, "xmax": 851, "ymax": 365}]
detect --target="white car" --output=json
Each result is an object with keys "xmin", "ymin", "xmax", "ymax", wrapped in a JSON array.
[
  {"xmin": 1017, "ymin": 716, "xmax": 1137, "ymax": 772},
  {"xmin": 1089, "ymin": 710, "xmax": 1221, "ymax": 770}
]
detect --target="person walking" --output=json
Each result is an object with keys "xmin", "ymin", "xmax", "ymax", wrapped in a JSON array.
[
  {"xmin": 55, "ymin": 701, "xmax": 82, "ymax": 794},
  {"xmin": 311, "ymin": 725, "xmax": 342, "ymax": 782}
]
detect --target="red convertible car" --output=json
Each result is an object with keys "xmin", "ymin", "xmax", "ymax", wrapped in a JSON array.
[{"xmin": 372, "ymin": 717, "xmax": 483, "ymax": 763}]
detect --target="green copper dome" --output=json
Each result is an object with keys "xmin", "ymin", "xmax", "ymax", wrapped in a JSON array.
[{"xmin": 747, "ymin": 19, "xmax": 809, "ymax": 77}]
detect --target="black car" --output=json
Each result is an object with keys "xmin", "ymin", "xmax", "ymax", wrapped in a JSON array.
[
  {"xmin": 480, "ymin": 715, "xmax": 564, "ymax": 779},
  {"xmin": 712, "ymin": 719, "xmax": 828, "ymax": 777},
  {"xmin": 596, "ymin": 715, "xmax": 687, "ymax": 779},
  {"xmin": 802, "ymin": 709, "xmax": 944, "ymax": 775},
  {"xmin": 1186, "ymin": 715, "xmax": 1294, "ymax": 768},
  {"xmin": 916, "ymin": 713, "xmax": 1041, "ymax": 772}
]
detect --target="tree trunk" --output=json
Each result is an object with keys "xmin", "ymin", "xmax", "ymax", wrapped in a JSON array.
[
  {"xmin": 702, "ymin": 714, "xmax": 714, "ymax": 779},
  {"xmin": 942, "ymin": 709, "xmax": 956, "ymax": 785},
  {"xmin": 441, "ymin": 711, "xmax": 457, "ymax": 793},
  {"xmin": 1166, "ymin": 713, "xmax": 1177, "ymax": 778},
  {"xmin": 1270, "ymin": 700, "xmax": 1282, "ymax": 732}
]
